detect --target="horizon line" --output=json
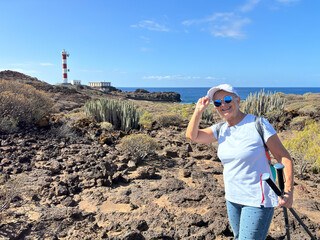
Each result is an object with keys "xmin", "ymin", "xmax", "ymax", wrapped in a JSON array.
[{"xmin": 114, "ymin": 86, "xmax": 320, "ymax": 88}]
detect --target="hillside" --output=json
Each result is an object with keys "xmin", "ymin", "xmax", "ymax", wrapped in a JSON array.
[
  {"xmin": 0, "ymin": 70, "xmax": 181, "ymax": 111},
  {"xmin": 0, "ymin": 71, "xmax": 319, "ymax": 239}
]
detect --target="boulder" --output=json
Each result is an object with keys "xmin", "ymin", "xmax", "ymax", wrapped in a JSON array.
[{"xmin": 136, "ymin": 167, "xmax": 156, "ymax": 179}]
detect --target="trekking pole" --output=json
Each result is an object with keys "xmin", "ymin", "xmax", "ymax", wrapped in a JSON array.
[
  {"xmin": 262, "ymin": 172, "xmax": 316, "ymax": 240},
  {"xmin": 274, "ymin": 163, "xmax": 291, "ymax": 240}
]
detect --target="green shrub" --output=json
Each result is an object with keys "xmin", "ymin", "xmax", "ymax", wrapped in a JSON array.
[
  {"xmin": 289, "ymin": 116, "xmax": 309, "ymax": 129},
  {"xmin": 283, "ymin": 120, "xmax": 320, "ymax": 174},
  {"xmin": 241, "ymin": 90, "xmax": 285, "ymax": 120},
  {"xmin": 299, "ymin": 105, "xmax": 320, "ymax": 114},
  {"xmin": 0, "ymin": 177, "xmax": 24, "ymax": 216},
  {"xmin": 155, "ymin": 113, "xmax": 183, "ymax": 127},
  {"xmin": 99, "ymin": 121, "xmax": 114, "ymax": 131},
  {"xmin": 139, "ymin": 111, "xmax": 154, "ymax": 129},
  {"xmin": 117, "ymin": 134, "xmax": 159, "ymax": 161},
  {"xmin": 84, "ymin": 98, "xmax": 141, "ymax": 131},
  {"xmin": 0, "ymin": 116, "xmax": 19, "ymax": 133},
  {"xmin": 285, "ymin": 102, "xmax": 305, "ymax": 112},
  {"xmin": 170, "ymin": 104, "xmax": 194, "ymax": 120},
  {"xmin": 201, "ymin": 105, "xmax": 216, "ymax": 124},
  {"xmin": 181, "ymin": 108, "xmax": 191, "ymax": 119},
  {"xmin": 0, "ymin": 80, "xmax": 55, "ymax": 132},
  {"xmin": 54, "ymin": 121, "xmax": 77, "ymax": 139}
]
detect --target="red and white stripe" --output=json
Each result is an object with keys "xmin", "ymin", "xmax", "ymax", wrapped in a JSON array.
[{"xmin": 61, "ymin": 49, "xmax": 70, "ymax": 84}]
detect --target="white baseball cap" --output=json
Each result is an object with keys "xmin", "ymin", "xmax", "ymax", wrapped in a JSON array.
[{"xmin": 207, "ymin": 84, "xmax": 239, "ymax": 101}]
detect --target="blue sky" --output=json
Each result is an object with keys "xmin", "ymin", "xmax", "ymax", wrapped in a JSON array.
[{"xmin": 0, "ymin": 0, "xmax": 319, "ymax": 87}]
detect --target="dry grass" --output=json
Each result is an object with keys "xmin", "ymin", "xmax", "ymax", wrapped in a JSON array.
[
  {"xmin": 129, "ymin": 99, "xmax": 222, "ymax": 124},
  {"xmin": 0, "ymin": 80, "xmax": 56, "ymax": 132},
  {"xmin": 283, "ymin": 93, "xmax": 320, "ymax": 113}
]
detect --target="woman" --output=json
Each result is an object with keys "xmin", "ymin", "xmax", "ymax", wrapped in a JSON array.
[{"xmin": 186, "ymin": 84, "xmax": 294, "ymax": 240}]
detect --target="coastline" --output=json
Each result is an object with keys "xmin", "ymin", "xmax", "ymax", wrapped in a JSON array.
[{"xmin": 117, "ymin": 87, "xmax": 320, "ymax": 104}]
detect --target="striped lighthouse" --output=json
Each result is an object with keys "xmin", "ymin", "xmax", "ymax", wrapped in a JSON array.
[{"xmin": 61, "ymin": 49, "xmax": 70, "ymax": 84}]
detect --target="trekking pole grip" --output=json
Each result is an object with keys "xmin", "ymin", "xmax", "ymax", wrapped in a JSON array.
[
  {"xmin": 274, "ymin": 163, "xmax": 285, "ymax": 194},
  {"xmin": 262, "ymin": 173, "xmax": 282, "ymax": 197}
]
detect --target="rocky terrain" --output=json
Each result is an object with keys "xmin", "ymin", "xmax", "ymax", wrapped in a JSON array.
[
  {"xmin": 0, "ymin": 70, "xmax": 320, "ymax": 239},
  {"xmin": 1, "ymin": 117, "xmax": 320, "ymax": 240}
]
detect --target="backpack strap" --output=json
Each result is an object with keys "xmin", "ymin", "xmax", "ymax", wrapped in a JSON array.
[
  {"xmin": 255, "ymin": 116, "xmax": 273, "ymax": 165},
  {"xmin": 255, "ymin": 116, "xmax": 268, "ymax": 151},
  {"xmin": 256, "ymin": 116, "xmax": 277, "ymax": 199},
  {"xmin": 215, "ymin": 122, "xmax": 225, "ymax": 140}
]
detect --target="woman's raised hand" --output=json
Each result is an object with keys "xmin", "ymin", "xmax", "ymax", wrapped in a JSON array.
[{"xmin": 195, "ymin": 96, "xmax": 211, "ymax": 113}]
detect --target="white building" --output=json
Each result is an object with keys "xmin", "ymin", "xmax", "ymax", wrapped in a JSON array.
[
  {"xmin": 89, "ymin": 81, "xmax": 112, "ymax": 92},
  {"xmin": 71, "ymin": 80, "xmax": 81, "ymax": 85},
  {"xmin": 89, "ymin": 82, "xmax": 111, "ymax": 87}
]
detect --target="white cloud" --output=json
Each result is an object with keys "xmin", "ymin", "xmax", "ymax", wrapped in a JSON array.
[
  {"xmin": 10, "ymin": 63, "xmax": 32, "ymax": 67},
  {"xmin": 183, "ymin": 12, "xmax": 251, "ymax": 39},
  {"xmin": 79, "ymin": 69, "xmax": 104, "ymax": 73},
  {"xmin": 205, "ymin": 76, "xmax": 218, "ymax": 80},
  {"xmin": 113, "ymin": 69, "xmax": 127, "ymax": 74},
  {"xmin": 142, "ymin": 75, "xmax": 226, "ymax": 83},
  {"xmin": 276, "ymin": 0, "xmax": 300, "ymax": 3},
  {"xmin": 40, "ymin": 62, "xmax": 54, "ymax": 66},
  {"xmin": 10, "ymin": 62, "xmax": 54, "ymax": 67},
  {"xmin": 143, "ymin": 75, "xmax": 202, "ymax": 80},
  {"xmin": 0, "ymin": 68, "xmax": 38, "ymax": 74},
  {"xmin": 211, "ymin": 17, "xmax": 251, "ymax": 39},
  {"xmin": 131, "ymin": 20, "xmax": 169, "ymax": 32},
  {"xmin": 183, "ymin": 0, "xmax": 300, "ymax": 39},
  {"xmin": 239, "ymin": 0, "xmax": 261, "ymax": 12},
  {"xmin": 140, "ymin": 47, "xmax": 151, "ymax": 52},
  {"xmin": 182, "ymin": 12, "xmax": 234, "ymax": 26},
  {"xmin": 140, "ymin": 36, "xmax": 151, "ymax": 43}
]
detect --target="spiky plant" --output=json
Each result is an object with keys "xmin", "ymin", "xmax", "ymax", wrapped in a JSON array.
[
  {"xmin": 241, "ymin": 89, "xmax": 285, "ymax": 120},
  {"xmin": 84, "ymin": 98, "xmax": 141, "ymax": 131}
]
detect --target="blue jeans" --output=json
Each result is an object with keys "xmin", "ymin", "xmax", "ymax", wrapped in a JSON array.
[{"xmin": 226, "ymin": 200, "xmax": 274, "ymax": 240}]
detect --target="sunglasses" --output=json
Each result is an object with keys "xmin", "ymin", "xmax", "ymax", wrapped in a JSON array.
[{"xmin": 214, "ymin": 96, "xmax": 233, "ymax": 107}]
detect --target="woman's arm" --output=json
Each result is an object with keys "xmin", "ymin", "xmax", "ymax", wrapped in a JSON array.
[
  {"xmin": 186, "ymin": 97, "xmax": 217, "ymax": 144},
  {"xmin": 266, "ymin": 134, "xmax": 294, "ymax": 208}
]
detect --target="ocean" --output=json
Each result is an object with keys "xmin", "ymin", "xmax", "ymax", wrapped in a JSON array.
[{"xmin": 117, "ymin": 87, "xmax": 320, "ymax": 104}]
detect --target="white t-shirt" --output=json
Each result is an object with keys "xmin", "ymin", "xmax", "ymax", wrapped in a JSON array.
[{"xmin": 210, "ymin": 114, "xmax": 279, "ymax": 207}]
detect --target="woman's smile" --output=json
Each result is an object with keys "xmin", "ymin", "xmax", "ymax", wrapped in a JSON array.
[{"xmin": 221, "ymin": 105, "xmax": 232, "ymax": 112}]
